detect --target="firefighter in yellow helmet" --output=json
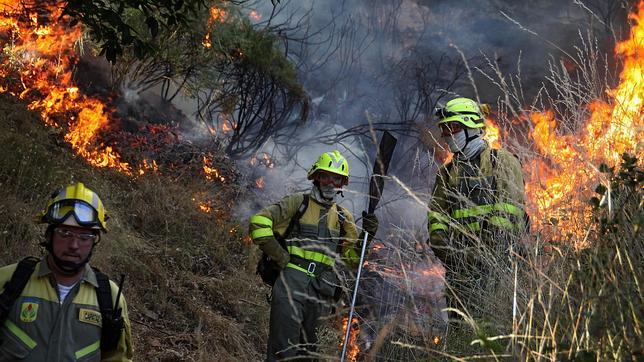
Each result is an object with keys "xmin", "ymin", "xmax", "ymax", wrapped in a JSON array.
[
  {"xmin": 249, "ymin": 150, "xmax": 378, "ymax": 361},
  {"xmin": 427, "ymin": 97, "xmax": 528, "ymax": 315},
  {"xmin": 0, "ymin": 182, "xmax": 133, "ymax": 361}
]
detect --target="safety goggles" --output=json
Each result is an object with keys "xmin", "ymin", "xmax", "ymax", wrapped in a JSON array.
[
  {"xmin": 434, "ymin": 108, "xmax": 481, "ymax": 119},
  {"xmin": 316, "ymin": 172, "xmax": 345, "ymax": 188},
  {"xmin": 46, "ymin": 200, "xmax": 101, "ymax": 228},
  {"xmin": 439, "ymin": 122, "xmax": 464, "ymax": 137},
  {"xmin": 53, "ymin": 227, "xmax": 99, "ymax": 244}
]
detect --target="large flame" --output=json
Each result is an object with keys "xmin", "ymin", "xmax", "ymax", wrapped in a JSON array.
[
  {"xmin": 524, "ymin": 1, "xmax": 643, "ymax": 245},
  {"xmin": 0, "ymin": 2, "xmax": 131, "ymax": 173}
]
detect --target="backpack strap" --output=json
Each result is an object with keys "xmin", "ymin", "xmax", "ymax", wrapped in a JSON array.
[
  {"xmin": 0, "ymin": 256, "xmax": 39, "ymax": 324},
  {"xmin": 279, "ymin": 193, "xmax": 310, "ymax": 242},
  {"xmin": 337, "ymin": 206, "xmax": 346, "ymax": 237},
  {"xmin": 334, "ymin": 206, "xmax": 347, "ymax": 254},
  {"xmin": 93, "ymin": 268, "xmax": 125, "ymax": 353}
]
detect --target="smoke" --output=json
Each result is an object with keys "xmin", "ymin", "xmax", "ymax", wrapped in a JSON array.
[
  {"xmin": 239, "ymin": 0, "xmax": 631, "ymax": 223},
  {"xmin": 233, "ymin": 0, "xmax": 633, "ymax": 347}
]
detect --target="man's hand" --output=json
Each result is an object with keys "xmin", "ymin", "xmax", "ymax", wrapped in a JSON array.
[
  {"xmin": 362, "ymin": 211, "xmax": 378, "ymax": 238},
  {"xmin": 259, "ymin": 238, "xmax": 290, "ymax": 269},
  {"xmin": 356, "ymin": 211, "xmax": 379, "ymax": 252}
]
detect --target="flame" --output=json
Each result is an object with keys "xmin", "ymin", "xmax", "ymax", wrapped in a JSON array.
[
  {"xmin": 208, "ymin": 7, "xmax": 228, "ymax": 24},
  {"xmin": 0, "ymin": 2, "xmax": 131, "ymax": 173},
  {"xmin": 483, "ymin": 118, "xmax": 502, "ymax": 149},
  {"xmin": 193, "ymin": 195, "xmax": 217, "ymax": 216},
  {"xmin": 198, "ymin": 201, "xmax": 213, "ymax": 213},
  {"xmin": 255, "ymin": 176, "xmax": 265, "ymax": 188},
  {"xmin": 222, "ymin": 120, "xmax": 232, "ymax": 133},
  {"xmin": 262, "ymin": 153, "xmax": 275, "ymax": 168},
  {"xmin": 249, "ymin": 10, "xmax": 262, "ymax": 21},
  {"xmin": 524, "ymin": 2, "xmax": 643, "ymax": 245},
  {"xmin": 202, "ymin": 6, "xmax": 227, "ymax": 48},
  {"xmin": 250, "ymin": 152, "xmax": 275, "ymax": 168},
  {"xmin": 340, "ymin": 316, "xmax": 360, "ymax": 362},
  {"xmin": 203, "ymin": 155, "xmax": 226, "ymax": 182},
  {"xmin": 202, "ymin": 33, "xmax": 212, "ymax": 49},
  {"xmin": 137, "ymin": 159, "xmax": 159, "ymax": 175}
]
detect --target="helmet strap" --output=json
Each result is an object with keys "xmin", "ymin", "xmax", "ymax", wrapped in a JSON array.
[
  {"xmin": 49, "ymin": 252, "xmax": 92, "ymax": 275},
  {"xmin": 463, "ymin": 128, "xmax": 479, "ymax": 144}
]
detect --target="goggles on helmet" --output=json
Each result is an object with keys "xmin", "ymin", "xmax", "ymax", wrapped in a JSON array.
[
  {"xmin": 45, "ymin": 200, "xmax": 102, "ymax": 229},
  {"xmin": 434, "ymin": 108, "xmax": 481, "ymax": 119}
]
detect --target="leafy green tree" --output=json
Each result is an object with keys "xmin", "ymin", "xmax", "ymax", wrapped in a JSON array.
[{"xmin": 63, "ymin": 0, "xmax": 210, "ymax": 62}]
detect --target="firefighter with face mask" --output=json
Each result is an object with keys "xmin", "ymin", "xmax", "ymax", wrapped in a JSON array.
[
  {"xmin": 0, "ymin": 182, "xmax": 133, "ymax": 361},
  {"xmin": 249, "ymin": 150, "xmax": 378, "ymax": 361},
  {"xmin": 427, "ymin": 97, "xmax": 528, "ymax": 314}
]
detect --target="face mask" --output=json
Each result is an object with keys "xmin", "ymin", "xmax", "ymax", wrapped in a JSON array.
[
  {"xmin": 445, "ymin": 128, "xmax": 486, "ymax": 159},
  {"xmin": 319, "ymin": 184, "xmax": 337, "ymax": 200},
  {"xmin": 446, "ymin": 131, "xmax": 467, "ymax": 153}
]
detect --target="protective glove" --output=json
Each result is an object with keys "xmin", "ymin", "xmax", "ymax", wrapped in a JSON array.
[
  {"xmin": 362, "ymin": 211, "xmax": 379, "ymax": 238},
  {"xmin": 259, "ymin": 237, "xmax": 290, "ymax": 269},
  {"xmin": 356, "ymin": 211, "xmax": 379, "ymax": 251}
]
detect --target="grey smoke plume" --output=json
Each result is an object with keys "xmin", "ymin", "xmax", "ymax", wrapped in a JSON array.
[{"xmin": 243, "ymin": 0, "xmax": 628, "ymax": 225}]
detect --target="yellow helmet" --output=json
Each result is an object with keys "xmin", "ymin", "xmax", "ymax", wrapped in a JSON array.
[
  {"xmin": 435, "ymin": 97, "xmax": 485, "ymax": 129},
  {"xmin": 307, "ymin": 150, "xmax": 349, "ymax": 185},
  {"xmin": 37, "ymin": 182, "xmax": 108, "ymax": 231}
]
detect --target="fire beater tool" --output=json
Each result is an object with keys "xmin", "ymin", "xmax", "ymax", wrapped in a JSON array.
[{"xmin": 341, "ymin": 131, "xmax": 397, "ymax": 361}]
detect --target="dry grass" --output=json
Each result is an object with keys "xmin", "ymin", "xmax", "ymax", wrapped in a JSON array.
[{"xmin": 0, "ymin": 93, "xmax": 271, "ymax": 361}]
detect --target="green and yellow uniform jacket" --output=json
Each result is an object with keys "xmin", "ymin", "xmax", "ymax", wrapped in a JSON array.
[
  {"xmin": 0, "ymin": 258, "xmax": 133, "ymax": 361},
  {"xmin": 250, "ymin": 192, "xmax": 361, "ymax": 279},
  {"xmin": 427, "ymin": 144, "xmax": 527, "ymax": 264}
]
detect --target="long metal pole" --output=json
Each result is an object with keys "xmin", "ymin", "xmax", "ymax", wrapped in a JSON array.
[{"xmin": 340, "ymin": 231, "xmax": 369, "ymax": 362}]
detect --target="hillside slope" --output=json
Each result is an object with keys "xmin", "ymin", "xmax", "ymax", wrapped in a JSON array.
[{"xmin": 0, "ymin": 93, "xmax": 269, "ymax": 361}]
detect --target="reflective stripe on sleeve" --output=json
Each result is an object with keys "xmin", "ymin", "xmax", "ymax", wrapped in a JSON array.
[
  {"xmin": 75, "ymin": 340, "xmax": 101, "ymax": 359},
  {"xmin": 343, "ymin": 247, "xmax": 360, "ymax": 266},
  {"xmin": 488, "ymin": 216, "xmax": 515, "ymax": 230},
  {"xmin": 494, "ymin": 203, "xmax": 524, "ymax": 216},
  {"xmin": 452, "ymin": 204, "xmax": 493, "ymax": 219},
  {"xmin": 4, "ymin": 320, "xmax": 37, "ymax": 349},
  {"xmin": 251, "ymin": 228, "xmax": 273, "ymax": 240},
  {"xmin": 287, "ymin": 245, "xmax": 335, "ymax": 266},
  {"xmin": 430, "ymin": 223, "xmax": 448, "ymax": 232},
  {"xmin": 250, "ymin": 215, "xmax": 273, "ymax": 227},
  {"xmin": 452, "ymin": 203, "xmax": 524, "ymax": 219},
  {"xmin": 428, "ymin": 211, "xmax": 450, "ymax": 223}
]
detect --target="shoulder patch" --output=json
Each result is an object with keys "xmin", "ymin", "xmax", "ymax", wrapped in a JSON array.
[
  {"xmin": 20, "ymin": 299, "xmax": 39, "ymax": 323},
  {"xmin": 79, "ymin": 308, "xmax": 102, "ymax": 327}
]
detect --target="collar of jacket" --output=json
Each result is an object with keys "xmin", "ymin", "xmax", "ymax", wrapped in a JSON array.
[{"xmin": 38, "ymin": 257, "xmax": 100, "ymax": 288}]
